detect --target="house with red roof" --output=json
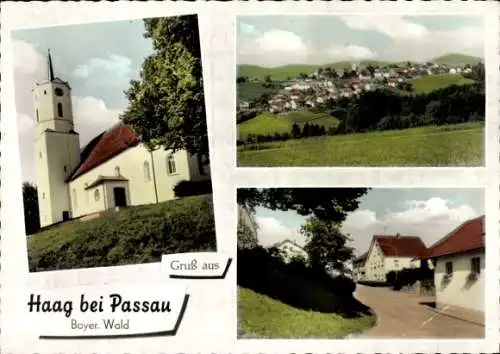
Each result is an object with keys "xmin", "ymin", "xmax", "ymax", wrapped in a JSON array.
[
  {"xmin": 420, "ymin": 215, "xmax": 485, "ymax": 313},
  {"xmin": 34, "ymin": 51, "xmax": 210, "ymax": 228},
  {"xmin": 363, "ymin": 234, "xmax": 429, "ymax": 283}
]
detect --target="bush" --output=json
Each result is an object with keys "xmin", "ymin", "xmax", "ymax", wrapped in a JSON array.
[
  {"xmin": 174, "ymin": 179, "xmax": 212, "ymax": 198},
  {"xmin": 237, "ymin": 246, "xmax": 367, "ymax": 318},
  {"xmin": 386, "ymin": 266, "xmax": 434, "ymax": 290},
  {"xmin": 28, "ymin": 195, "xmax": 216, "ymax": 272}
]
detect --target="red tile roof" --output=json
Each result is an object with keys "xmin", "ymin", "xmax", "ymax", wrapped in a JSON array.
[
  {"xmin": 69, "ymin": 122, "xmax": 140, "ymax": 181},
  {"xmin": 374, "ymin": 235, "xmax": 427, "ymax": 257},
  {"xmin": 422, "ymin": 215, "xmax": 485, "ymax": 259}
]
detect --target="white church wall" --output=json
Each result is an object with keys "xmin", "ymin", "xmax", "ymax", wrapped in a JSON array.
[
  {"xmin": 69, "ymin": 144, "xmax": 196, "ymax": 218},
  {"xmin": 151, "ymin": 148, "xmax": 194, "ymax": 202}
]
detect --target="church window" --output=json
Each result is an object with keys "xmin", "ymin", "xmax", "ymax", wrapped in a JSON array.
[
  {"xmin": 42, "ymin": 192, "xmax": 45, "ymax": 199},
  {"xmin": 36, "ymin": 109, "xmax": 39, "ymax": 122},
  {"xmin": 57, "ymin": 103, "xmax": 63, "ymax": 117},
  {"xmin": 72, "ymin": 188, "xmax": 77, "ymax": 209},
  {"xmin": 167, "ymin": 155, "xmax": 176, "ymax": 175},
  {"xmin": 64, "ymin": 165, "xmax": 67, "ymax": 173},
  {"xmin": 143, "ymin": 161, "xmax": 151, "ymax": 182},
  {"xmin": 55, "ymin": 88, "xmax": 64, "ymax": 97},
  {"xmin": 114, "ymin": 166, "xmax": 121, "ymax": 176},
  {"xmin": 94, "ymin": 189, "xmax": 100, "ymax": 202},
  {"xmin": 44, "ymin": 90, "xmax": 47, "ymax": 95}
]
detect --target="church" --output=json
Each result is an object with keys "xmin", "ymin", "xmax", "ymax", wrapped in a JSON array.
[{"xmin": 34, "ymin": 51, "xmax": 211, "ymax": 228}]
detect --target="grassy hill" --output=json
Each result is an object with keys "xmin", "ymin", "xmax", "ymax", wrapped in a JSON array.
[
  {"xmin": 238, "ymin": 287, "xmax": 374, "ymax": 338},
  {"xmin": 238, "ymin": 110, "xmax": 339, "ymax": 138},
  {"xmin": 238, "ymin": 122, "xmax": 484, "ymax": 167},
  {"xmin": 431, "ymin": 53, "xmax": 482, "ymax": 66},
  {"xmin": 237, "ymin": 82, "xmax": 281, "ymax": 102},
  {"xmin": 28, "ymin": 195, "xmax": 216, "ymax": 272},
  {"xmin": 410, "ymin": 74, "xmax": 476, "ymax": 94}
]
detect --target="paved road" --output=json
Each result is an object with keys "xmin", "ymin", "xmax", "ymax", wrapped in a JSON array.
[{"xmin": 353, "ymin": 285, "xmax": 484, "ymax": 338}]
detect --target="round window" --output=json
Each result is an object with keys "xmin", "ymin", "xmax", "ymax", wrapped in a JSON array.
[{"xmin": 54, "ymin": 88, "xmax": 64, "ymax": 97}]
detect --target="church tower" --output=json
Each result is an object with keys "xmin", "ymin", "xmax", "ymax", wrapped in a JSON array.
[{"xmin": 34, "ymin": 50, "xmax": 81, "ymax": 227}]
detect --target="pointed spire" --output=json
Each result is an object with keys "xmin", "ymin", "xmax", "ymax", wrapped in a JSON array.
[{"xmin": 47, "ymin": 49, "xmax": 55, "ymax": 81}]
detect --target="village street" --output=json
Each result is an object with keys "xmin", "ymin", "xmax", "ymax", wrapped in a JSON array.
[{"xmin": 351, "ymin": 285, "xmax": 484, "ymax": 338}]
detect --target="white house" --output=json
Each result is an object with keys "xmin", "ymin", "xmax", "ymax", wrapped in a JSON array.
[
  {"xmin": 272, "ymin": 239, "xmax": 308, "ymax": 264},
  {"xmin": 363, "ymin": 234, "xmax": 428, "ymax": 283},
  {"xmin": 34, "ymin": 51, "xmax": 210, "ymax": 228},
  {"xmin": 352, "ymin": 252, "xmax": 368, "ymax": 281},
  {"xmin": 422, "ymin": 215, "xmax": 485, "ymax": 313}
]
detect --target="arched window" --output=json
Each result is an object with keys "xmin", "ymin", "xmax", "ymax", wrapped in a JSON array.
[
  {"xmin": 167, "ymin": 155, "xmax": 176, "ymax": 175},
  {"xmin": 114, "ymin": 166, "xmax": 121, "ymax": 176},
  {"xmin": 143, "ymin": 161, "xmax": 151, "ymax": 182},
  {"xmin": 94, "ymin": 189, "xmax": 100, "ymax": 202},
  {"xmin": 57, "ymin": 102, "xmax": 63, "ymax": 117},
  {"xmin": 72, "ymin": 188, "xmax": 77, "ymax": 209},
  {"xmin": 84, "ymin": 183, "xmax": 89, "ymax": 204},
  {"xmin": 36, "ymin": 109, "xmax": 39, "ymax": 122}
]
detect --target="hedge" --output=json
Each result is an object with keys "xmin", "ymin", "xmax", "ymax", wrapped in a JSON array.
[{"xmin": 28, "ymin": 194, "xmax": 216, "ymax": 272}]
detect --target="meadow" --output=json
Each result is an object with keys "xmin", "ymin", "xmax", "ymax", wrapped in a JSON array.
[
  {"xmin": 237, "ymin": 122, "xmax": 484, "ymax": 167},
  {"xmin": 410, "ymin": 74, "xmax": 476, "ymax": 94},
  {"xmin": 238, "ymin": 110, "xmax": 339, "ymax": 138},
  {"xmin": 238, "ymin": 287, "xmax": 375, "ymax": 338}
]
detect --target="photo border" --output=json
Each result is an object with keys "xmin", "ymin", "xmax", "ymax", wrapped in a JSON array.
[{"xmin": 1, "ymin": 1, "xmax": 499, "ymax": 353}]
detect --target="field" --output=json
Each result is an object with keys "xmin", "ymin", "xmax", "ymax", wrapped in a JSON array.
[
  {"xmin": 238, "ymin": 287, "xmax": 375, "ymax": 338},
  {"xmin": 238, "ymin": 110, "xmax": 339, "ymax": 138},
  {"xmin": 237, "ymin": 82, "xmax": 281, "ymax": 102},
  {"xmin": 411, "ymin": 74, "xmax": 476, "ymax": 94},
  {"xmin": 237, "ymin": 122, "xmax": 484, "ymax": 167},
  {"xmin": 28, "ymin": 195, "xmax": 216, "ymax": 271}
]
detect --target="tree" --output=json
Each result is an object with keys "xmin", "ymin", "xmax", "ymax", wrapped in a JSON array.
[
  {"xmin": 121, "ymin": 15, "xmax": 209, "ymax": 168},
  {"xmin": 263, "ymin": 74, "xmax": 272, "ymax": 83},
  {"xmin": 237, "ymin": 188, "xmax": 369, "ymax": 223},
  {"xmin": 291, "ymin": 123, "xmax": 302, "ymax": 139},
  {"xmin": 302, "ymin": 217, "xmax": 354, "ymax": 273},
  {"xmin": 237, "ymin": 76, "xmax": 248, "ymax": 84},
  {"xmin": 23, "ymin": 182, "xmax": 40, "ymax": 235}
]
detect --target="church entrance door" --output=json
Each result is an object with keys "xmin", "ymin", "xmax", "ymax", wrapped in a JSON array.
[{"xmin": 113, "ymin": 187, "xmax": 127, "ymax": 207}]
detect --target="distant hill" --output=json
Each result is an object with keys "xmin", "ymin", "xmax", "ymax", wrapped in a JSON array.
[
  {"xmin": 238, "ymin": 53, "xmax": 482, "ymax": 81},
  {"xmin": 431, "ymin": 53, "xmax": 482, "ymax": 66},
  {"xmin": 238, "ymin": 60, "xmax": 395, "ymax": 81}
]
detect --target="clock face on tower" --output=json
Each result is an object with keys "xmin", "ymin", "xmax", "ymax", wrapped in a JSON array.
[{"xmin": 54, "ymin": 88, "xmax": 64, "ymax": 97}]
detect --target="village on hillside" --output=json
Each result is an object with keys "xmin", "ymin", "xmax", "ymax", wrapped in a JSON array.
[{"xmin": 238, "ymin": 60, "xmax": 480, "ymax": 115}]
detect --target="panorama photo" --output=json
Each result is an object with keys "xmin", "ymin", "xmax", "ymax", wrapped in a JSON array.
[
  {"xmin": 236, "ymin": 16, "xmax": 485, "ymax": 167},
  {"xmin": 13, "ymin": 15, "xmax": 216, "ymax": 272}
]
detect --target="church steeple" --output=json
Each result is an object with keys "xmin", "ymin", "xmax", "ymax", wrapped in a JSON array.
[{"xmin": 47, "ymin": 49, "xmax": 55, "ymax": 81}]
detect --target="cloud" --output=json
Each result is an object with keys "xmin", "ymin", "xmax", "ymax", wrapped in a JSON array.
[
  {"xmin": 342, "ymin": 197, "xmax": 480, "ymax": 255},
  {"xmin": 238, "ymin": 29, "xmax": 310, "ymax": 67},
  {"xmin": 340, "ymin": 16, "xmax": 429, "ymax": 40},
  {"xmin": 239, "ymin": 22, "xmax": 258, "ymax": 36},
  {"xmin": 12, "ymin": 39, "xmax": 124, "ymax": 184},
  {"xmin": 238, "ymin": 17, "xmax": 484, "ymax": 66},
  {"xmin": 328, "ymin": 44, "xmax": 376, "ymax": 61},
  {"xmin": 255, "ymin": 216, "xmax": 305, "ymax": 248},
  {"xmin": 71, "ymin": 54, "xmax": 133, "ymax": 87}
]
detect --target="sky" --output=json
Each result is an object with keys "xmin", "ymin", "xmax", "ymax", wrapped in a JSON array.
[
  {"xmin": 12, "ymin": 19, "xmax": 154, "ymax": 183},
  {"xmin": 252, "ymin": 188, "xmax": 485, "ymax": 256},
  {"xmin": 237, "ymin": 15, "xmax": 484, "ymax": 67}
]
